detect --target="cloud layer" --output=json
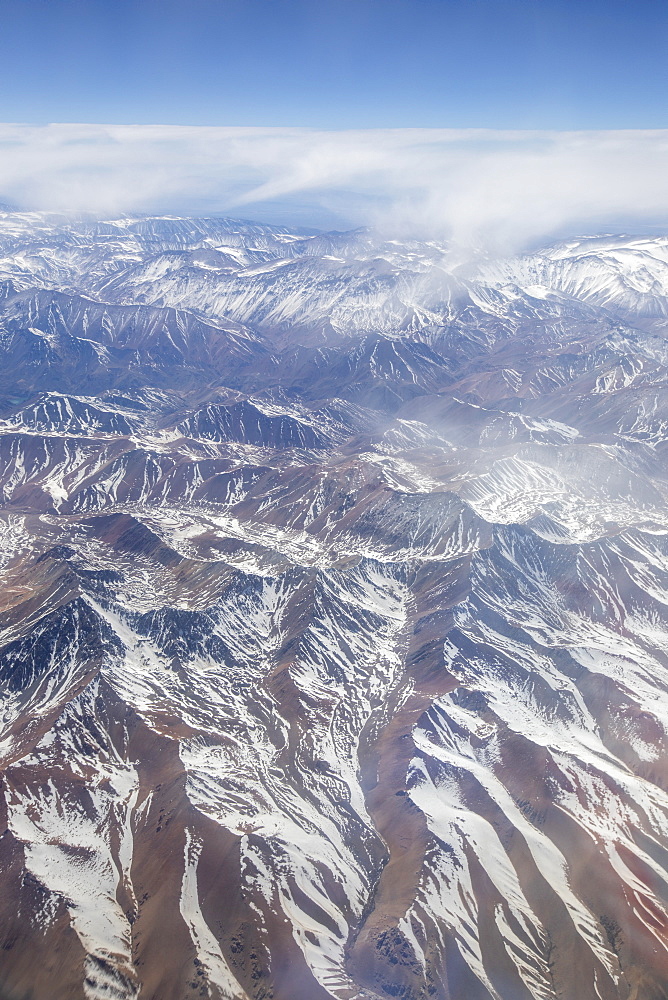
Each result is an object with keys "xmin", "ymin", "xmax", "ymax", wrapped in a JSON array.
[{"xmin": 1, "ymin": 124, "xmax": 667, "ymax": 249}]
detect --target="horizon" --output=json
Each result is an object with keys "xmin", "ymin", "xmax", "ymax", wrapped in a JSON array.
[
  {"xmin": 2, "ymin": 1, "xmax": 666, "ymax": 248},
  {"xmin": 3, "ymin": 199, "xmax": 668, "ymax": 253},
  {"xmin": 1, "ymin": 124, "xmax": 668, "ymax": 251}
]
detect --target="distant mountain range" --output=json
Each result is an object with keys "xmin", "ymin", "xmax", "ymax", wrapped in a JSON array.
[{"xmin": 1, "ymin": 211, "xmax": 668, "ymax": 1000}]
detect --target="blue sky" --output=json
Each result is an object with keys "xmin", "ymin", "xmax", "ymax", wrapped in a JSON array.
[
  {"xmin": 2, "ymin": 0, "xmax": 667, "ymax": 129},
  {"xmin": 0, "ymin": 1, "xmax": 667, "ymax": 242}
]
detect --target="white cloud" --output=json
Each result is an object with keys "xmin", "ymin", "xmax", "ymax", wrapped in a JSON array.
[{"xmin": 1, "ymin": 123, "xmax": 667, "ymax": 250}]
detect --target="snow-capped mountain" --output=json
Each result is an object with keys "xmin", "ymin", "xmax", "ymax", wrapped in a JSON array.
[{"xmin": 1, "ymin": 211, "xmax": 668, "ymax": 1000}]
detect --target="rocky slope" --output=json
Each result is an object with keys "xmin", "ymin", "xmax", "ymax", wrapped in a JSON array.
[{"xmin": 1, "ymin": 211, "xmax": 668, "ymax": 1000}]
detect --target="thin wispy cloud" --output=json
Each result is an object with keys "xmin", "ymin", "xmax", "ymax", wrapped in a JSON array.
[{"xmin": 1, "ymin": 124, "xmax": 667, "ymax": 250}]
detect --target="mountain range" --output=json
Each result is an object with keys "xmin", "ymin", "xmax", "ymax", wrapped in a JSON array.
[{"xmin": 1, "ymin": 210, "xmax": 668, "ymax": 1000}]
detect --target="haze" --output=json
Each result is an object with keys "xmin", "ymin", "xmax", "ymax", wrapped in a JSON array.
[{"xmin": 2, "ymin": 124, "xmax": 668, "ymax": 252}]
